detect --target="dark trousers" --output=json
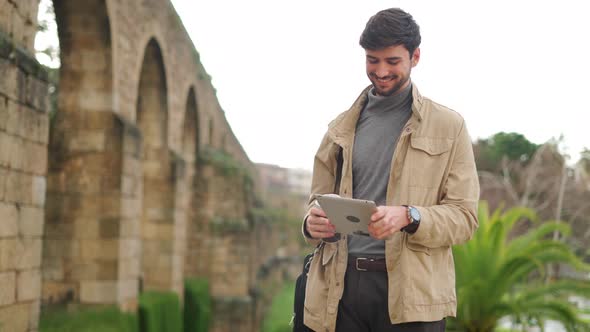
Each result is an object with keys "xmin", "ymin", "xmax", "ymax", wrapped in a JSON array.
[{"xmin": 335, "ymin": 262, "xmax": 446, "ymax": 332}]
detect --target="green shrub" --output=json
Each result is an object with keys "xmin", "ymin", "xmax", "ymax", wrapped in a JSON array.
[
  {"xmin": 184, "ymin": 278, "xmax": 211, "ymax": 332},
  {"xmin": 138, "ymin": 291, "xmax": 183, "ymax": 332},
  {"xmin": 39, "ymin": 306, "xmax": 137, "ymax": 332},
  {"xmin": 261, "ymin": 282, "xmax": 295, "ymax": 332}
]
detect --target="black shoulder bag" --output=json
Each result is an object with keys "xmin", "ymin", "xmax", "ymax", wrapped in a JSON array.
[{"xmin": 292, "ymin": 147, "xmax": 343, "ymax": 332}]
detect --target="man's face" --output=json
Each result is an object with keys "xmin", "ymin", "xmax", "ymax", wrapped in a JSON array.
[{"xmin": 365, "ymin": 45, "xmax": 420, "ymax": 96}]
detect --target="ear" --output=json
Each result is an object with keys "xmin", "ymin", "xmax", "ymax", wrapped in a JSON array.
[{"xmin": 411, "ymin": 48, "xmax": 421, "ymax": 67}]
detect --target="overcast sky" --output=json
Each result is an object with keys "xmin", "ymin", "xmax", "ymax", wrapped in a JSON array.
[
  {"xmin": 36, "ymin": 0, "xmax": 590, "ymax": 170},
  {"xmin": 168, "ymin": 0, "xmax": 590, "ymax": 171}
]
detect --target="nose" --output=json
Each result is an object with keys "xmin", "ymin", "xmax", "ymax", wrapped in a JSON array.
[{"xmin": 375, "ymin": 65, "xmax": 389, "ymax": 78}]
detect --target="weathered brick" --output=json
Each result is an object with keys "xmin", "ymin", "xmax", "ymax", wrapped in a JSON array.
[
  {"xmin": 0, "ymin": 271, "xmax": 16, "ymax": 305},
  {"xmin": 18, "ymin": 205, "xmax": 44, "ymax": 237},
  {"xmin": 0, "ymin": 201, "xmax": 18, "ymax": 237},
  {"xmin": 17, "ymin": 268, "xmax": 40, "ymax": 301}
]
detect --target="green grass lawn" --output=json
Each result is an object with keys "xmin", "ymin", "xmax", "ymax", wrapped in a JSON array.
[
  {"xmin": 261, "ymin": 282, "xmax": 295, "ymax": 332},
  {"xmin": 39, "ymin": 306, "xmax": 137, "ymax": 332}
]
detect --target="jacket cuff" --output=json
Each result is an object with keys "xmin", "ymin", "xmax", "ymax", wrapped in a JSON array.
[{"xmin": 406, "ymin": 206, "xmax": 432, "ymax": 243}]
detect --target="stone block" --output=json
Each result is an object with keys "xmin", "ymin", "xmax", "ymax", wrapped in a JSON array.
[
  {"xmin": 120, "ymin": 238, "xmax": 141, "ymax": 259},
  {"xmin": 80, "ymin": 280, "xmax": 118, "ymax": 304},
  {"xmin": 29, "ymin": 299, "xmax": 40, "ymax": 330},
  {"xmin": 119, "ymin": 257, "xmax": 140, "ymax": 279},
  {"xmin": 0, "ymin": 237, "xmax": 18, "ymax": 271},
  {"xmin": 4, "ymin": 170, "xmax": 29, "ymax": 204},
  {"xmin": 121, "ymin": 175, "xmax": 137, "ymax": 195},
  {"xmin": 0, "ymin": 58, "xmax": 18, "ymax": 100},
  {"xmin": 72, "ymin": 218, "xmax": 99, "ymax": 239},
  {"xmin": 40, "ymin": 256, "xmax": 64, "ymax": 281},
  {"xmin": 70, "ymin": 260, "xmax": 118, "ymax": 280},
  {"xmin": 80, "ymin": 239, "xmax": 119, "ymax": 260},
  {"xmin": 26, "ymin": 141, "xmax": 48, "ymax": 176},
  {"xmin": 67, "ymin": 131, "xmax": 107, "ymax": 153},
  {"xmin": 0, "ymin": 167, "xmax": 6, "ymax": 200},
  {"xmin": 16, "ymin": 237, "xmax": 42, "ymax": 270},
  {"xmin": 31, "ymin": 175, "xmax": 46, "ymax": 207},
  {"xmin": 17, "ymin": 268, "xmax": 40, "ymax": 301},
  {"xmin": 0, "ymin": 201, "xmax": 18, "ymax": 237},
  {"xmin": 38, "ymin": 113, "xmax": 49, "ymax": 144},
  {"xmin": 122, "ymin": 156, "xmax": 141, "ymax": 176},
  {"xmin": 121, "ymin": 197, "xmax": 141, "ymax": 219},
  {"xmin": 0, "ymin": 302, "xmax": 30, "ymax": 332},
  {"xmin": 119, "ymin": 217, "xmax": 140, "ymax": 237},
  {"xmin": 18, "ymin": 205, "xmax": 44, "ymax": 237},
  {"xmin": 99, "ymin": 217, "xmax": 120, "ymax": 238},
  {"xmin": 0, "ymin": 131, "xmax": 16, "ymax": 168},
  {"xmin": 25, "ymin": 76, "xmax": 49, "ymax": 112},
  {"xmin": 0, "ymin": 271, "xmax": 16, "ymax": 305},
  {"xmin": 0, "ymin": 1, "xmax": 14, "ymax": 36},
  {"xmin": 117, "ymin": 279, "xmax": 139, "ymax": 301}
]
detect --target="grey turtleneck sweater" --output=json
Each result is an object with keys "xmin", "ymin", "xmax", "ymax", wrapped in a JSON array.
[{"xmin": 348, "ymin": 84, "xmax": 413, "ymax": 257}]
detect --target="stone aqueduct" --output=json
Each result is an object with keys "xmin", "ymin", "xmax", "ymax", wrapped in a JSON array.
[{"xmin": 1, "ymin": 0, "xmax": 286, "ymax": 331}]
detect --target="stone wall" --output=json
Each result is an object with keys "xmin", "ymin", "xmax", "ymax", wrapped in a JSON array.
[{"xmin": 0, "ymin": 0, "xmax": 285, "ymax": 331}]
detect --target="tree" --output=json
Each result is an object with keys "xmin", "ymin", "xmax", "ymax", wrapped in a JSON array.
[
  {"xmin": 474, "ymin": 132, "xmax": 539, "ymax": 173},
  {"xmin": 447, "ymin": 203, "xmax": 590, "ymax": 332}
]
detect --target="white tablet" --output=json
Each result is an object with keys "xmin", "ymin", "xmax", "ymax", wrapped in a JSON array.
[{"xmin": 315, "ymin": 195, "xmax": 377, "ymax": 235}]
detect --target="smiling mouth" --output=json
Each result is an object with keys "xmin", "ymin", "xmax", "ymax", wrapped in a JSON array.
[{"xmin": 372, "ymin": 75, "xmax": 395, "ymax": 83}]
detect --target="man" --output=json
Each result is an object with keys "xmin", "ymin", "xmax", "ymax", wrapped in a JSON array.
[{"xmin": 302, "ymin": 8, "xmax": 480, "ymax": 332}]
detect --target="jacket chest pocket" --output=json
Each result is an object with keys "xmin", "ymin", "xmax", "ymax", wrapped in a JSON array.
[{"xmin": 407, "ymin": 136, "xmax": 453, "ymax": 189}]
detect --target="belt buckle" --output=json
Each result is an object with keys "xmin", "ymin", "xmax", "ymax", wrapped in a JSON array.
[{"xmin": 356, "ymin": 257, "xmax": 368, "ymax": 271}]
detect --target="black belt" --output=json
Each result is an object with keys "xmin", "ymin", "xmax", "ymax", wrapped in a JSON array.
[{"xmin": 347, "ymin": 256, "xmax": 387, "ymax": 272}]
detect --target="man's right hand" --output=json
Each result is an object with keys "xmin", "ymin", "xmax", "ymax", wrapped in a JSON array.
[{"xmin": 305, "ymin": 207, "xmax": 336, "ymax": 239}]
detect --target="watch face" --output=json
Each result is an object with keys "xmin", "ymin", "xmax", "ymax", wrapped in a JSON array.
[{"xmin": 409, "ymin": 207, "xmax": 421, "ymax": 221}]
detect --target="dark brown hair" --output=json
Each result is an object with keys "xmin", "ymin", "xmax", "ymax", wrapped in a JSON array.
[{"xmin": 359, "ymin": 8, "xmax": 421, "ymax": 56}]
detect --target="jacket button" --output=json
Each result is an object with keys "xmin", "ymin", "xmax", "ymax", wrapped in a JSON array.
[{"xmin": 336, "ymin": 282, "xmax": 340, "ymax": 286}]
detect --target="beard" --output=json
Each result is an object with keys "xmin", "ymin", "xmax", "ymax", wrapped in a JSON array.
[{"xmin": 369, "ymin": 71, "xmax": 411, "ymax": 97}]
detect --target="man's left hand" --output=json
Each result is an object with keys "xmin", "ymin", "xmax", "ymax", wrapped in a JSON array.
[{"xmin": 368, "ymin": 206, "xmax": 410, "ymax": 240}]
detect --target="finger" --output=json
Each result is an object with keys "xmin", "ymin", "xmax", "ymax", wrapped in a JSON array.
[
  {"xmin": 310, "ymin": 207, "xmax": 327, "ymax": 218},
  {"xmin": 376, "ymin": 224, "xmax": 399, "ymax": 239},
  {"xmin": 310, "ymin": 229, "xmax": 336, "ymax": 239},
  {"xmin": 370, "ymin": 207, "xmax": 386, "ymax": 222}
]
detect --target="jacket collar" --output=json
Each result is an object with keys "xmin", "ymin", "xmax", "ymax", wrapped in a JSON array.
[{"xmin": 327, "ymin": 83, "xmax": 424, "ymax": 146}]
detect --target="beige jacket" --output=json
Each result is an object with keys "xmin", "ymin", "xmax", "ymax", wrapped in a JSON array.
[{"xmin": 303, "ymin": 84, "xmax": 480, "ymax": 332}]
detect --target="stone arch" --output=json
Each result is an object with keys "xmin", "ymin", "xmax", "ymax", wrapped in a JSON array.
[
  {"xmin": 43, "ymin": 0, "xmax": 126, "ymax": 308},
  {"xmin": 183, "ymin": 87, "xmax": 199, "ymax": 162},
  {"xmin": 136, "ymin": 37, "xmax": 179, "ymax": 293}
]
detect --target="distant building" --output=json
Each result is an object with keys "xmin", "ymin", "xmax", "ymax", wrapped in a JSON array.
[
  {"xmin": 256, "ymin": 163, "xmax": 313, "ymax": 213},
  {"xmin": 287, "ymin": 168, "xmax": 313, "ymax": 197}
]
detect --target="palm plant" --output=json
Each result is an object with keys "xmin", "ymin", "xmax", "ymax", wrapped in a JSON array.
[{"xmin": 448, "ymin": 202, "xmax": 590, "ymax": 332}]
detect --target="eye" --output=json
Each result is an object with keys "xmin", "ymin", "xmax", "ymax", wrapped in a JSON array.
[{"xmin": 366, "ymin": 58, "xmax": 378, "ymax": 64}]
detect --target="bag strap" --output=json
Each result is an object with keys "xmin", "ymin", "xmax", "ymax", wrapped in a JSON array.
[{"xmin": 333, "ymin": 147, "xmax": 343, "ymax": 195}]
